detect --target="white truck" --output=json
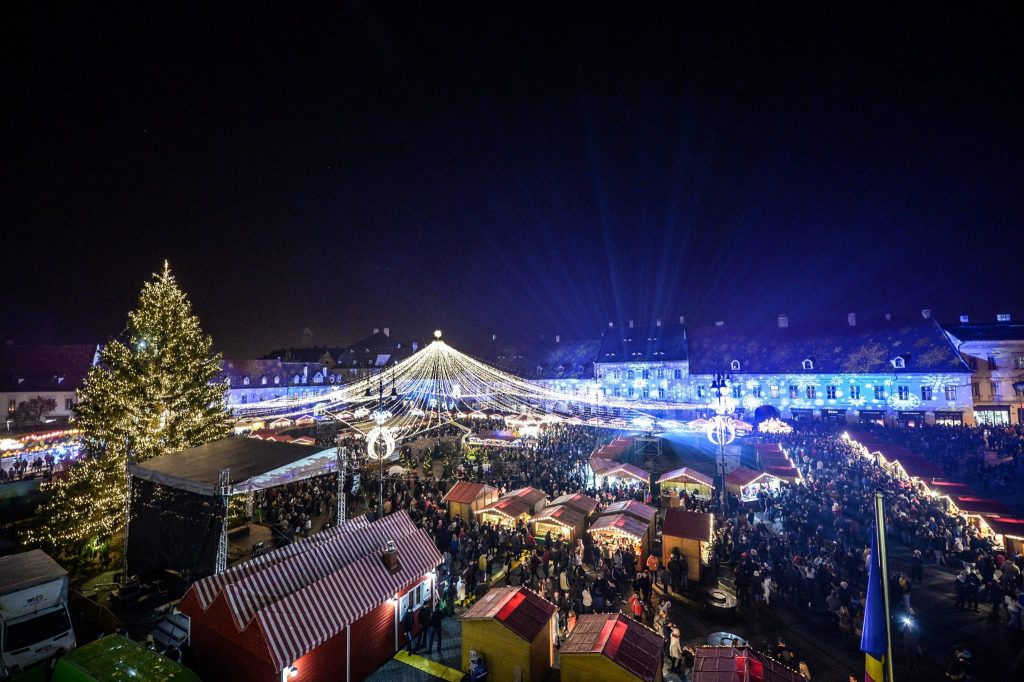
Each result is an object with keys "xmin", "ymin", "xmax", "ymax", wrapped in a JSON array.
[{"xmin": 0, "ymin": 549, "xmax": 75, "ymax": 676}]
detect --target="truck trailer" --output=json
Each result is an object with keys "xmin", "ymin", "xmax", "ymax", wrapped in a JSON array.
[{"xmin": 0, "ymin": 549, "xmax": 75, "ymax": 676}]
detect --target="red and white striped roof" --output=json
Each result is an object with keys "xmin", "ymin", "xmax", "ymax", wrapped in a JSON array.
[{"xmin": 185, "ymin": 512, "xmax": 440, "ymax": 670}]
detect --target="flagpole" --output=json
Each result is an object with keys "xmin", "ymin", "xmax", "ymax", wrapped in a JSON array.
[{"xmin": 874, "ymin": 491, "xmax": 896, "ymax": 682}]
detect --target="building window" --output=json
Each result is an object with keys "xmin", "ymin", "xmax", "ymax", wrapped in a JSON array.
[
  {"xmin": 656, "ymin": 368, "xmax": 664, "ymax": 379},
  {"xmin": 730, "ymin": 360, "xmax": 741, "ymax": 371},
  {"xmin": 801, "ymin": 358, "xmax": 814, "ymax": 370},
  {"xmin": 752, "ymin": 386, "xmax": 762, "ymax": 399},
  {"xmin": 673, "ymin": 369, "xmax": 682, "ymax": 379},
  {"xmin": 628, "ymin": 387, "xmax": 635, "ymax": 398},
  {"xmin": 274, "ymin": 376, "xmax": 280, "ymax": 385},
  {"xmin": 627, "ymin": 370, "xmax": 635, "ymax": 380},
  {"xmin": 967, "ymin": 356, "xmax": 978, "ymax": 370},
  {"xmin": 1015, "ymin": 383, "xmax": 1024, "ymax": 398},
  {"xmin": 991, "ymin": 381, "xmax": 1000, "ymax": 399},
  {"xmin": 242, "ymin": 376, "xmax": 250, "ymax": 386},
  {"xmin": 64, "ymin": 398, "xmax": 75, "ymax": 411},
  {"xmin": 891, "ymin": 357, "xmax": 905, "ymax": 369},
  {"xmin": 920, "ymin": 386, "xmax": 933, "ymax": 401},
  {"xmin": 789, "ymin": 385, "xmax": 799, "ymax": 399},
  {"xmin": 1015, "ymin": 355, "xmax": 1024, "ymax": 370},
  {"xmin": 697, "ymin": 386, "xmax": 705, "ymax": 399},
  {"xmin": 613, "ymin": 386, "xmax": 621, "ymax": 397},
  {"xmin": 874, "ymin": 386, "xmax": 886, "ymax": 401},
  {"xmin": 642, "ymin": 387, "xmax": 650, "ymax": 399},
  {"xmin": 944, "ymin": 385, "xmax": 957, "ymax": 400},
  {"xmin": 732, "ymin": 385, "xmax": 742, "ymax": 399},
  {"xmin": 770, "ymin": 385, "xmax": 780, "ymax": 399},
  {"xmin": 849, "ymin": 385, "xmax": 861, "ymax": 400},
  {"xmin": 7, "ymin": 399, "xmax": 14, "ymax": 412},
  {"xmin": 642, "ymin": 369, "xmax": 650, "ymax": 380},
  {"xmin": 897, "ymin": 386, "xmax": 909, "ymax": 400},
  {"xmin": 826, "ymin": 386, "xmax": 837, "ymax": 400},
  {"xmin": 806, "ymin": 385, "xmax": 816, "ymax": 399},
  {"xmin": 261, "ymin": 376, "xmax": 268, "ymax": 385},
  {"xmin": 972, "ymin": 382, "xmax": 980, "ymax": 398},
  {"xmin": 614, "ymin": 369, "xmax": 621, "ymax": 379},
  {"xmin": 987, "ymin": 355, "xmax": 998, "ymax": 370},
  {"xmin": 658, "ymin": 387, "xmax": 665, "ymax": 399}
]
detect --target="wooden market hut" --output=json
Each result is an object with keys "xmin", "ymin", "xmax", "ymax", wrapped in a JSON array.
[
  {"xmin": 549, "ymin": 492, "xmax": 599, "ymax": 518},
  {"xmin": 559, "ymin": 613, "xmax": 663, "ymax": 682},
  {"xmin": 598, "ymin": 462, "xmax": 651, "ymax": 487},
  {"xmin": 693, "ymin": 646, "xmax": 805, "ymax": 682},
  {"xmin": 948, "ymin": 495, "xmax": 1012, "ymax": 534},
  {"xmin": 443, "ymin": 481, "xmax": 499, "ymax": 522},
  {"xmin": 179, "ymin": 512, "xmax": 441, "ymax": 682},
  {"xmin": 476, "ymin": 487, "xmax": 547, "ymax": 528},
  {"xmin": 725, "ymin": 467, "xmax": 781, "ymax": 503},
  {"xmin": 660, "ymin": 509, "xmax": 714, "ymax": 582},
  {"xmin": 656, "ymin": 466, "xmax": 714, "ymax": 504},
  {"xmin": 602, "ymin": 499, "xmax": 658, "ymax": 527},
  {"xmin": 984, "ymin": 517, "xmax": 1024, "ymax": 555},
  {"xmin": 531, "ymin": 504, "xmax": 587, "ymax": 542},
  {"xmin": 460, "ymin": 586, "xmax": 557, "ymax": 682},
  {"xmin": 590, "ymin": 513, "xmax": 652, "ymax": 567}
]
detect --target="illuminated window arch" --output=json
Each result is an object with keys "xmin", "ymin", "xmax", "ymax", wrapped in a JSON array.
[
  {"xmin": 891, "ymin": 356, "xmax": 906, "ymax": 369},
  {"xmin": 802, "ymin": 358, "xmax": 814, "ymax": 371},
  {"xmin": 730, "ymin": 360, "xmax": 741, "ymax": 371},
  {"xmin": 243, "ymin": 376, "xmax": 250, "ymax": 386}
]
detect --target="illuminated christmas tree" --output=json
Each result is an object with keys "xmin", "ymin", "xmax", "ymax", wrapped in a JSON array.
[{"xmin": 30, "ymin": 263, "xmax": 228, "ymax": 559}]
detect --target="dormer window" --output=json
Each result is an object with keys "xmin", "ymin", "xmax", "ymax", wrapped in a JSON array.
[
  {"xmin": 730, "ymin": 360, "xmax": 741, "ymax": 371},
  {"xmin": 274, "ymin": 376, "xmax": 280, "ymax": 385},
  {"xmin": 802, "ymin": 358, "xmax": 814, "ymax": 371},
  {"xmin": 293, "ymin": 375, "xmax": 301, "ymax": 384},
  {"xmin": 890, "ymin": 356, "xmax": 906, "ymax": 369},
  {"xmin": 261, "ymin": 376, "xmax": 268, "ymax": 386},
  {"xmin": 313, "ymin": 374, "xmax": 323, "ymax": 384},
  {"xmin": 243, "ymin": 376, "xmax": 250, "ymax": 386}
]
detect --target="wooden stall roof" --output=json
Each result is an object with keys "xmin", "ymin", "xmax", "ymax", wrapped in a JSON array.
[
  {"xmin": 560, "ymin": 613, "xmax": 663, "ymax": 682},
  {"xmin": 984, "ymin": 517, "xmax": 1024, "ymax": 540},
  {"xmin": 601, "ymin": 500, "xmax": 657, "ymax": 524},
  {"xmin": 550, "ymin": 492, "xmax": 599, "ymax": 515},
  {"xmin": 694, "ymin": 646, "xmax": 805, "ymax": 682},
  {"xmin": 590, "ymin": 513, "xmax": 650, "ymax": 541},
  {"xmin": 606, "ymin": 463, "xmax": 651, "ymax": 483},
  {"xmin": 590, "ymin": 457, "xmax": 616, "ymax": 474},
  {"xmin": 662, "ymin": 509, "xmax": 713, "ymax": 542},
  {"xmin": 506, "ymin": 486, "xmax": 547, "ymax": 507},
  {"xmin": 443, "ymin": 481, "xmax": 497, "ymax": 504},
  {"xmin": 725, "ymin": 466, "xmax": 770, "ymax": 487},
  {"xmin": 531, "ymin": 504, "xmax": 586, "ymax": 529},
  {"xmin": 460, "ymin": 586, "xmax": 556, "ymax": 641},
  {"xmin": 952, "ymin": 496, "xmax": 1012, "ymax": 515},
  {"xmin": 656, "ymin": 467, "xmax": 714, "ymax": 487},
  {"xmin": 477, "ymin": 496, "xmax": 532, "ymax": 520}
]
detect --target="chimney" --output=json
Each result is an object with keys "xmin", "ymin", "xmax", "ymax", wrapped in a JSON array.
[
  {"xmin": 373, "ymin": 327, "xmax": 380, "ymax": 335},
  {"xmin": 628, "ymin": 320, "xmax": 634, "ymax": 329},
  {"xmin": 679, "ymin": 316, "xmax": 685, "ymax": 325},
  {"xmin": 383, "ymin": 327, "xmax": 390, "ymax": 338},
  {"xmin": 885, "ymin": 313, "xmax": 892, "ymax": 322},
  {"xmin": 555, "ymin": 334, "xmax": 561, "ymax": 343},
  {"xmin": 412, "ymin": 341, "xmax": 418, "ymax": 352},
  {"xmin": 656, "ymin": 319, "xmax": 662, "ymax": 327},
  {"xmin": 778, "ymin": 314, "xmax": 789, "ymax": 329},
  {"xmin": 997, "ymin": 313, "xmax": 1011, "ymax": 322},
  {"xmin": 959, "ymin": 314, "xmax": 969, "ymax": 323},
  {"xmin": 921, "ymin": 309, "xmax": 932, "ymax": 320},
  {"xmin": 847, "ymin": 313, "xmax": 857, "ymax": 327}
]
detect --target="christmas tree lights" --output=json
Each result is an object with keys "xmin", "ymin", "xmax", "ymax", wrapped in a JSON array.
[{"xmin": 28, "ymin": 263, "xmax": 228, "ymax": 559}]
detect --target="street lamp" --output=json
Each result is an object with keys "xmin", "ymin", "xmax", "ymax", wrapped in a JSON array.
[{"xmin": 708, "ymin": 368, "xmax": 734, "ymax": 511}]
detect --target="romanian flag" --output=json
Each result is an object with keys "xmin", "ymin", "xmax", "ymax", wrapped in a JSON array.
[{"xmin": 860, "ymin": 530, "xmax": 887, "ymax": 682}]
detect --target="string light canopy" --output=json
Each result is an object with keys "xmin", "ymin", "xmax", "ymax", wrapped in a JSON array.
[{"xmin": 235, "ymin": 332, "xmax": 700, "ymax": 444}]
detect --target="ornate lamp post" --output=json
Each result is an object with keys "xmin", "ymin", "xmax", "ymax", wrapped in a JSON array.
[{"xmin": 707, "ymin": 368, "xmax": 735, "ymax": 511}]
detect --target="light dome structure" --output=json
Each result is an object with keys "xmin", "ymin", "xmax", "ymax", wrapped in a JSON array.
[{"xmin": 234, "ymin": 334, "xmax": 699, "ymax": 439}]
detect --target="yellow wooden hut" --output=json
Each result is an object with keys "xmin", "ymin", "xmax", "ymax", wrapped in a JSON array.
[
  {"xmin": 725, "ymin": 466, "xmax": 781, "ymax": 502},
  {"xmin": 443, "ymin": 481, "xmax": 499, "ymax": 523},
  {"xmin": 660, "ymin": 509, "xmax": 714, "ymax": 582},
  {"xmin": 460, "ymin": 586, "xmax": 557, "ymax": 682},
  {"xmin": 560, "ymin": 613, "xmax": 663, "ymax": 682},
  {"xmin": 476, "ymin": 487, "xmax": 546, "ymax": 528},
  {"xmin": 531, "ymin": 504, "xmax": 587, "ymax": 542},
  {"xmin": 549, "ymin": 492, "xmax": 599, "ymax": 518},
  {"xmin": 656, "ymin": 466, "xmax": 714, "ymax": 503}
]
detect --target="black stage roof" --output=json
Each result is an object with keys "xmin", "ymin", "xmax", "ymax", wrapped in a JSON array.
[{"xmin": 128, "ymin": 437, "xmax": 325, "ymax": 496}]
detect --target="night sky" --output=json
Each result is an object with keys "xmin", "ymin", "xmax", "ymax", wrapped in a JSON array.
[{"xmin": 5, "ymin": 4, "xmax": 1022, "ymax": 357}]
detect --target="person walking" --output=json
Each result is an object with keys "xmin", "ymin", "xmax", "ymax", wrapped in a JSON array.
[
  {"xmin": 426, "ymin": 608, "xmax": 444, "ymax": 656},
  {"xmin": 415, "ymin": 602, "xmax": 432, "ymax": 650},
  {"xmin": 401, "ymin": 607, "xmax": 415, "ymax": 653}
]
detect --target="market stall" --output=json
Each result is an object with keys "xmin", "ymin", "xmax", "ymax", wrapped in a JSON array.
[
  {"xmin": 460, "ymin": 586, "xmax": 557, "ymax": 682},
  {"xmin": 725, "ymin": 467, "xmax": 781, "ymax": 503},
  {"xmin": 660, "ymin": 509, "xmax": 714, "ymax": 582},
  {"xmin": 443, "ymin": 481, "xmax": 499, "ymax": 523},
  {"xmin": 984, "ymin": 517, "xmax": 1024, "ymax": 555},
  {"xmin": 549, "ymin": 492, "xmax": 599, "ymax": 518},
  {"xmin": 476, "ymin": 487, "xmax": 547, "ymax": 528},
  {"xmin": 559, "ymin": 613, "xmax": 663, "ymax": 682},
  {"xmin": 656, "ymin": 467, "xmax": 714, "ymax": 504},
  {"xmin": 531, "ymin": 504, "xmax": 587, "ymax": 542}
]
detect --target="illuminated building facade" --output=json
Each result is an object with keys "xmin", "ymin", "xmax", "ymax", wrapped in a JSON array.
[{"xmin": 945, "ymin": 315, "xmax": 1024, "ymax": 425}]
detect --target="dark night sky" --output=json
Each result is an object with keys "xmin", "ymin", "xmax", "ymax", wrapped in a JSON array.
[{"xmin": 4, "ymin": 3, "xmax": 1022, "ymax": 356}]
